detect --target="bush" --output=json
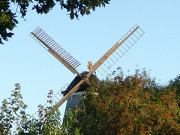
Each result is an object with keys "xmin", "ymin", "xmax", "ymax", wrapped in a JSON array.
[
  {"xmin": 68, "ymin": 69, "xmax": 180, "ymax": 135},
  {"xmin": 1, "ymin": 69, "xmax": 180, "ymax": 134}
]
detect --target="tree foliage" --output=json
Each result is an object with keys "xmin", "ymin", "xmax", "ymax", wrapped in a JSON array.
[
  {"xmin": 0, "ymin": 69, "xmax": 180, "ymax": 134},
  {"xmin": 65, "ymin": 69, "xmax": 180, "ymax": 134},
  {"xmin": 0, "ymin": 0, "xmax": 110, "ymax": 44},
  {"xmin": 0, "ymin": 83, "xmax": 29, "ymax": 134},
  {"xmin": 168, "ymin": 74, "xmax": 180, "ymax": 107}
]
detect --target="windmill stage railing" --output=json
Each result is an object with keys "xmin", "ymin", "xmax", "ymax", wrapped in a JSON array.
[{"xmin": 30, "ymin": 27, "xmax": 81, "ymax": 76}]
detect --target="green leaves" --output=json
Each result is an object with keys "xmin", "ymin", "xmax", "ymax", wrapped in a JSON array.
[
  {"xmin": 33, "ymin": 0, "xmax": 56, "ymax": 14},
  {"xmin": 0, "ymin": 0, "xmax": 18, "ymax": 44},
  {"xmin": 0, "ymin": 0, "xmax": 110, "ymax": 44},
  {"xmin": 0, "ymin": 83, "xmax": 29, "ymax": 134},
  {"xmin": 59, "ymin": 0, "xmax": 110, "ymax": 19},
  {"xmin": 63, "ymin": 69, "xmax": 180, "ymax": 135},
  {"xmin": 0, "ymin": 70, "xmax": 180, "ymax": 134}
]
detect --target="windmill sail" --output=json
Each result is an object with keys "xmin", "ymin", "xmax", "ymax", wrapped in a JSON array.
[
  {"xmin": 30, "ymin": 27, "xmax": 81, "ymax": 76},
  {"xmin": 43, "ymin": 25, "xmax": 144, "ymax": 117},
  {"xmin": 33, "ymin": 84, "xmax": 68, "ymax": 118},
  {"xmin": 94, "ymin": 24, "xmax": 145, "ymax": 75}
]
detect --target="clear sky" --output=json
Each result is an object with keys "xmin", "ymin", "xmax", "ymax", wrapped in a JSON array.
[{"xmin": 0, "ymin": 0, "xmax": 180, "ymax": 119}]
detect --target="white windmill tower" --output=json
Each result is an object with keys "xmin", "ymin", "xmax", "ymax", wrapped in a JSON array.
[{"xmin": 30, "ymin": 24, "xmax": 144, "ymax": 119}]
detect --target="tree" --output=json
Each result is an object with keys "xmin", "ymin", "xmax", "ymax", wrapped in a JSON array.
[
  {"xmin": 0, "ymin": 0, "xmax": 110, "ymax": 44},
  {"xmin": 0, "ymin": 83, "xmax": 29, "ymax": 134},
  {"xmin": 65, "ymin": 69, "xmax": 180, "ymax": 134},
  {"xmin": 168, "ymin": 74, "xmax": 180, "ymax": 107},
  {"xmin": 0, "ymin": 83, "xmax": 65, "ymax": 134},
  {"xmin": 1, "ymin": 69, "xmax": 179, "ymax": 134}
]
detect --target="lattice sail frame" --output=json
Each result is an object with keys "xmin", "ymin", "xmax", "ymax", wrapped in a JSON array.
[
  {"xmin": 32, "ymin": 84, "xmax": 68, "ymax": 119},
  {"xmin": 30, "ymin": 27, "xmax": 81, "ymax": 76},
  {"xmin": 96, "ymin": 24, "xmax": 145, "ymax": 75}
]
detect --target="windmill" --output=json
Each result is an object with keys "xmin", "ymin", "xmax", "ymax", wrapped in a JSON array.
[{"xmin": 30, "ymin": 24, "xmax": 144, "ymax": 119}]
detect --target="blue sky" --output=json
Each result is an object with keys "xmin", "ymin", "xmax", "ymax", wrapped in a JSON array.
[{"xmin": 0, "ymin": 0, "xmax": 180, "ymax": 119}]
